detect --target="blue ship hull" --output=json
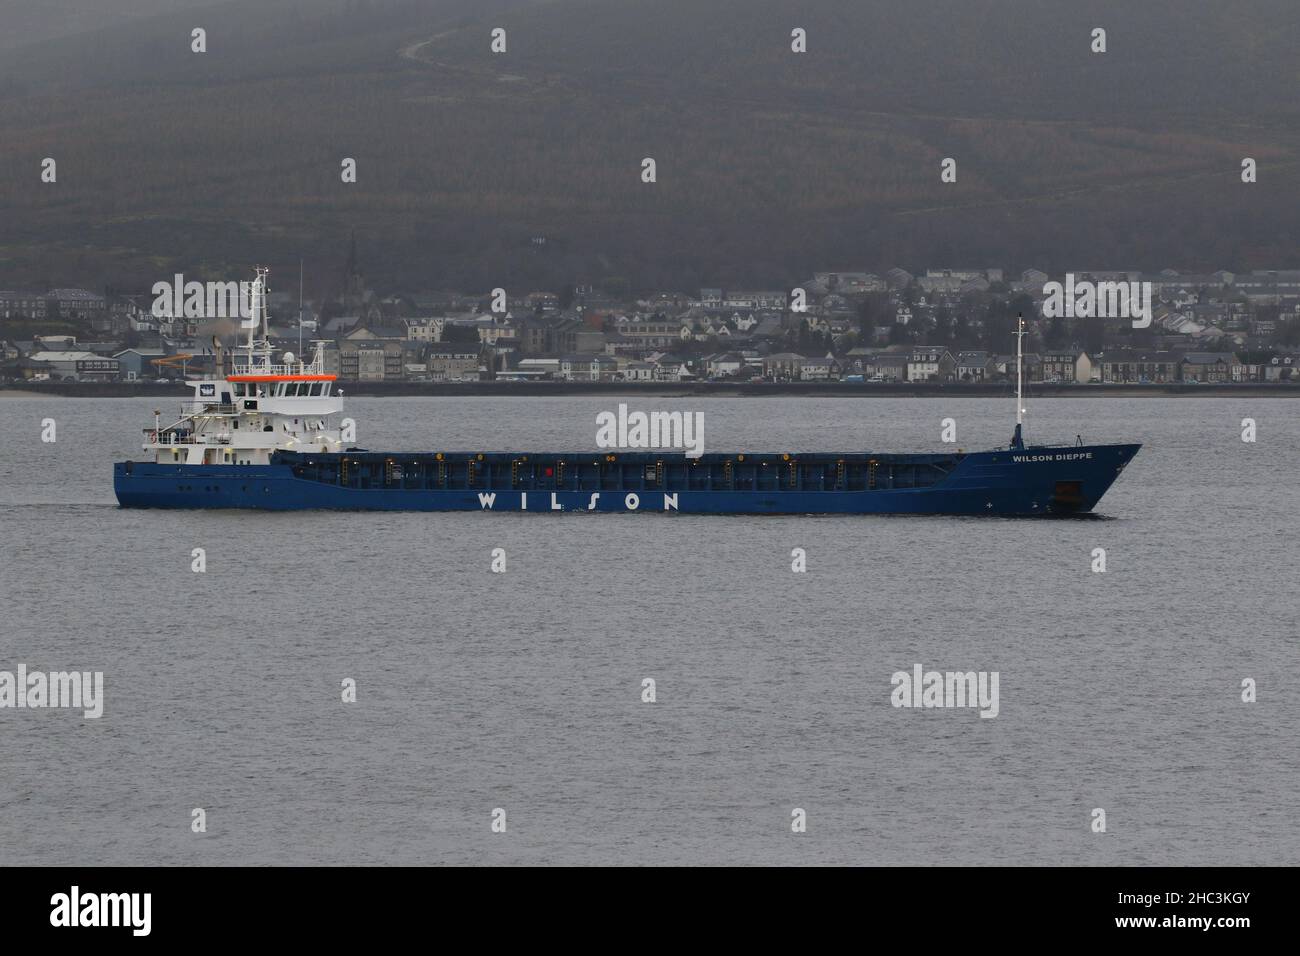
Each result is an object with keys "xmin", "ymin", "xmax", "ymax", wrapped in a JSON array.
[{"xmin": 114, "ymin": 443, "xmax": 1140, "ymax": 515}]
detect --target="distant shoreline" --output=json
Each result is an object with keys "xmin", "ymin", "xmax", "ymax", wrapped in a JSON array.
[{"xmin": 3, "ymin": 381, "xmax": 1298, "ymax": 398}]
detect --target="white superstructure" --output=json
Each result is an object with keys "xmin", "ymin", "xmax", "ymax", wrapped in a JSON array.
[{"xmin": 143, "ymin": 267, "xmax": 347, "ymax": 465}]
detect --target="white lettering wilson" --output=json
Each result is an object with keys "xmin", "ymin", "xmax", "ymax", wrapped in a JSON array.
[{"xmin": 478, "ymin": 492, "xmax": 681, "ymax": 511}]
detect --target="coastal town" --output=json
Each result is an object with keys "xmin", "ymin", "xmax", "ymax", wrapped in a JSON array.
[{"xmin": 4, "ymin": 247, "xmax": 1300, "ymax": 387}]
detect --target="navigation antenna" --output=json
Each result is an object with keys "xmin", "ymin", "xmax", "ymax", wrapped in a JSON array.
[
  {"xmin": 1012, "ymin": 312, "xmax": 1026, "ymax": 449},
  {"xmin": 298, "ymin": 258, "xmax": 304, "ymax": 361},
  {"xmin": 243, "ymin": 266, "xmax": 272, "ymax": 371}
]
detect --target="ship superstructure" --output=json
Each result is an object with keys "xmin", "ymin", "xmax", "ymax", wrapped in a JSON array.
[{"xmin": 140, "ymin": 267, "xmax": 347, "ymax": 467}]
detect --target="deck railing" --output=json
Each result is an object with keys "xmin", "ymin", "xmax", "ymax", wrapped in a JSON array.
[
  {"xmin": 144, "ymin": 428, "xmax": 197, "ymax": 445},
  {"xmin": 230, "ymin": 361, "xmax": 324, "ymax": 377}
]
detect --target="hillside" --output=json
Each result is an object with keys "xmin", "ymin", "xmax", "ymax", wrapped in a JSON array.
[
  {"xmin": 0, "ymin": 0, "xmax": 219, "ymax": 51},
  {"xmin": 1, "ymin": 0, "xmax": 1299, "ymax": 295}
]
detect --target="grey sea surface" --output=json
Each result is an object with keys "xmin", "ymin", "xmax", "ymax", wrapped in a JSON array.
[{"xmin": 0, "ymin": 395, "xmax": 1297, "ymax": 866}]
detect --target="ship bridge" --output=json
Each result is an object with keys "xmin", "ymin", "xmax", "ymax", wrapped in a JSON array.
[{"xmin": 140, "ymin": 268, "xmax": 347, "ymax": 466}]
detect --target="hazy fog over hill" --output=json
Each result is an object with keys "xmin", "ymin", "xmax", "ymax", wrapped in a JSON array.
[
  {"xmin": 1, "ymin": 0, "xmax": 1298, "ymax": 294},
  {"xmin": 0, "ymin": 0, "xmax": 219, "ymax": 51}
]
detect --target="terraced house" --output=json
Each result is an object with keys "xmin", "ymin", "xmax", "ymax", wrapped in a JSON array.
[
  {"xmin": 339, "ymin": 324, "xmax": 409, "ymax": 381},
  {"xmin": 864, "ymin": 353, "xmax": 909, "ymax": 382},
  {"xmin": 907, "ymin": 347, "xmax": 955, "ymax": 382},
  {"xmin": 1179, "ymin": 352, "xmax": 1240, "ymax": 383},
  {"xmin": 0, "ymin": 291, "xmax": 48, "ymax": 319},
  {"xmin": 616, "ymin": 319, "xmax": 692, "ymax": 348},
  {"xmin": 1098, "ymin": 349, "xmax": 1180, "ymax": 383},
  {"xmin": 46, "ymin": 288, "xmax": 107, "ymax": 317},
  {"xmin": 955, "ymin": 350, "xmax": 993, "ymax": 381},
  {"xmin": 1041, "ymin": 351, "xmax": 1093, "ymax": 384},
  {"xmin": 426, "ymin": 342, "xmax": 482, "ymax": 382}
]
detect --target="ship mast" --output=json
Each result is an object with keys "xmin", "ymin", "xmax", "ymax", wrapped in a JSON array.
[
  {"xmin": 298, "ymin": 258, "xmax": 304, "ymax": 361},
  {"xmin": 1012, "ymin": 311, "xmax": 1025, "ymax": 449},
  {"xmin": 242, "ymin": 266, "xmax": 272, "ymax": 372}
]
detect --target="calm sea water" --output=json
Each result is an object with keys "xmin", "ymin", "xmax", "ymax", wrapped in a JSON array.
[{"xmin": 0, "ymin": 394, "xmax": 1297, "ymax": 866}]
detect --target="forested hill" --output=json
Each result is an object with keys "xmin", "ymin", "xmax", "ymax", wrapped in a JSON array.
[{"xmin": 1, "ymin": 0, "xmax": 1299, "ymax": 294}]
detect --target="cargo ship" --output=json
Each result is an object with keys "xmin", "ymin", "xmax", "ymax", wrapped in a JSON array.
[{"xmin": 114, "ymin": 270, "xmax": 1140, "ymax": 515}]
